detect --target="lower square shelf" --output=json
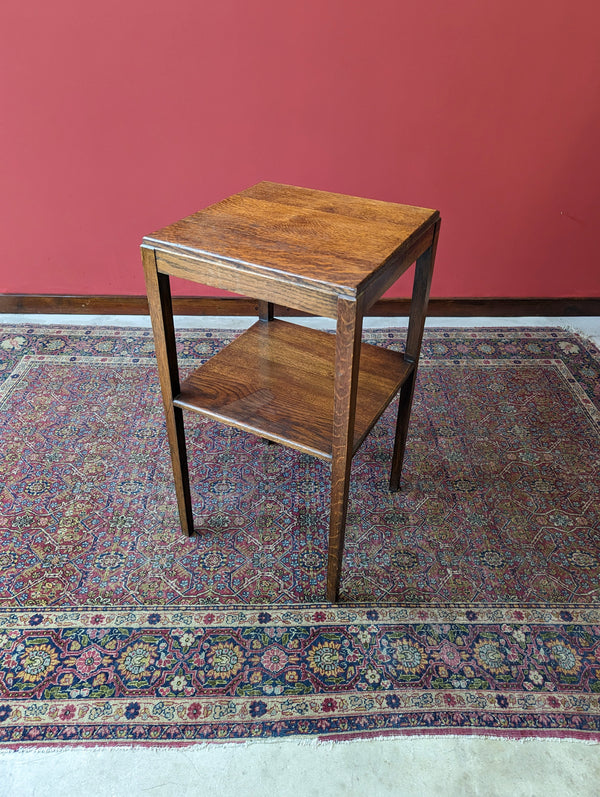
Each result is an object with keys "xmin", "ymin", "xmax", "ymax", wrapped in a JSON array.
[{"xmin": 174, "ymin": 319, "xmax": 413, "ymax": 459}]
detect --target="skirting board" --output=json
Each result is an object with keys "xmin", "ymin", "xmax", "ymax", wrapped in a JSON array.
[{"xmin": 1, "ymin": 295, "xmax": 599, "ymax": 316}]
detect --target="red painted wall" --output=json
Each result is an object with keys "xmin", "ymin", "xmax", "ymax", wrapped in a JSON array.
[{"xmin": 1, "ymin": 0, "xmax": 599, "ymax": 299}]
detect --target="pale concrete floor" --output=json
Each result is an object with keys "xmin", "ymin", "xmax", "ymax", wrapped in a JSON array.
[
  {"xmin": 0, "ymin": 314, "xmax": 598, "ymax": 797},
  {"xmin": 2, "ymin": 736, "xmax": 599, "ymax": 797}
]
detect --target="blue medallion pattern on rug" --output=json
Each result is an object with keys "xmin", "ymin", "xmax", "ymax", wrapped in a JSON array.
[{"xmin": 0, "ymin": 325, "xmax": 599, "ymax": 745}]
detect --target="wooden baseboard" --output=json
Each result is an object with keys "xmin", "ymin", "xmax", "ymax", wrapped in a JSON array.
[{"xmin": 1, "ymin": 294, "xmax": 599, "ymax": 316}]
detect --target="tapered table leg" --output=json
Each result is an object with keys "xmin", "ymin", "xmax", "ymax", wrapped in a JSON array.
[
  {"xmin": 327, "ymin": 297, "xmax": 363, "ymax": 602},
  {"xmin": 142, "ymin": 248, "xmax": 194, "ymax": 536},
  {"xmin": 389, "ymin": 222, "xmax": 439, "ymax": 491}
]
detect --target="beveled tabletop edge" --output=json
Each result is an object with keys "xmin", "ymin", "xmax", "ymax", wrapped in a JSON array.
[{"xmin": 142, "ymin": 242, "xmax": 360, "ymax": 299}]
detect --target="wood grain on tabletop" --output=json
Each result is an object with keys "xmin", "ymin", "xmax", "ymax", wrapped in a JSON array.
[{"xmin": 143, "ymin": 181, "xmax": 439, "ymax": 294}]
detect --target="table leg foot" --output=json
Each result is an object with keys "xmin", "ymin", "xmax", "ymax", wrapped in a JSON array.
[{"xmin": 167, "ymin": 405, "xmax": 195, "ymax": 537}]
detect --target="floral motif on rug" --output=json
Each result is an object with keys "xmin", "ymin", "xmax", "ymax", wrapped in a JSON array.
[{"xmin": 0, "ymin": 325, "xmax": 599, "ymax": 745}]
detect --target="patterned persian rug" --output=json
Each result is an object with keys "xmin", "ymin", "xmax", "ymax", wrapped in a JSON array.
[{"xmin": 0, "ymin": 324, "xmax": 599, "ymax": 747}]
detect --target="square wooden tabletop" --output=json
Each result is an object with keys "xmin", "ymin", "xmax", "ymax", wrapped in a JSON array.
[{"xmin": 143, "ymin": 181, "xmax": 439, "ymax": 297}]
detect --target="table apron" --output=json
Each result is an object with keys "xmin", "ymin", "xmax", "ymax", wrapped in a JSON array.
[{"xmin": 150, "ymin": 247, "xmax": 343, "ymax": 318}]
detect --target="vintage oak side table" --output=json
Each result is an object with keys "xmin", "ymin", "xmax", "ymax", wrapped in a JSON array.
[{"xmin": 141, "ymin": 182, "xmax": 440, "ymax": 603}]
